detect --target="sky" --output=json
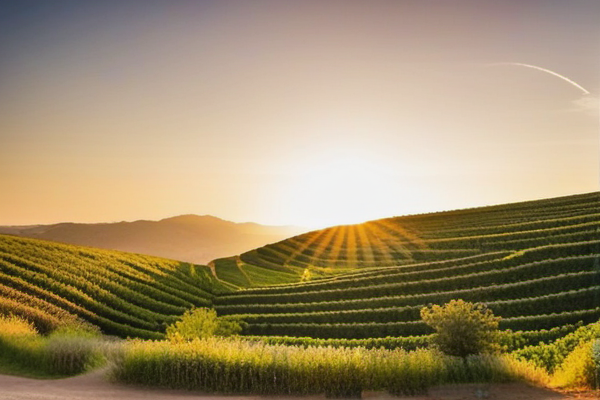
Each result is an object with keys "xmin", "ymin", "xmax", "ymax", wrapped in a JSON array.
[{"xmin": 1, "ymin": 0, "xmax": 599, "ymax": 229}]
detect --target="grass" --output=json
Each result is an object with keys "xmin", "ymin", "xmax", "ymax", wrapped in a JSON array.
[
  {"xmin": 0, "ymin": 315, "xmax": 108, "ymax": 377},
  {"xmin": 0, "ymin": 191, "xmax": 599, "ymax": 395},
  {"xmin": 1, "ymin": 314, "xmax": 597, "ymax": 395},
  {"xmin": 111, "ymin": 336, "xmax": 548, "ymax": 397},
  {"xmin": 0, "ymin": 358, "xmax": 64, "ymax": 379},
  {"xmin": 1, "ymin": 192, "xmax": 598, "ymax": 344}
]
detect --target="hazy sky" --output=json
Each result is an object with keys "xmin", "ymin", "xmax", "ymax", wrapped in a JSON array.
[{"xmin": 1, "ymin": 0, "xmax": 599, "ymax": 228}]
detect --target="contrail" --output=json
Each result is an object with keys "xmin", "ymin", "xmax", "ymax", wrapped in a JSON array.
[{"xmin": 490, "ymin": 62, "xmax": 590, "ymax": 95}]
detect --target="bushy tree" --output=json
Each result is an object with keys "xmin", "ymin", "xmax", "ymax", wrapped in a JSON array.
[
  {"xmin": 166, "ymin": 308, "xmax": 242, "ymax": 342},
  {"xmin": 420, "ymin": 299, "xmax": 501, "ymax": 358}
]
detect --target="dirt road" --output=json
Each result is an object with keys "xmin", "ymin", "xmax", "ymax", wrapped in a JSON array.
[{"xmin": 0, "ymin": 370, "xmax": 592, "ymax": 400}]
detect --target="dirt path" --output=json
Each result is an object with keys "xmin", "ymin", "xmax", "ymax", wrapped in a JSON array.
[{"xmin": 0, "ymin": 371, "xmax": 594, "ymax": 400}]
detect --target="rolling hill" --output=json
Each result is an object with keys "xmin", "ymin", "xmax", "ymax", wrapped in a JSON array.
[
  {"xmin": 0, "ymin": 191, "xmax": 598, "ymax": 347},
  {"xmin": 212, "ymin": 191, "xmax": 600, "ymax": 287},
  {"xmin": 0, "ymin": 235, "xmax": 229, "ymax": 339},
  {"xmin": 212, "ymin": 191, "xmax": 600, "ymax": 339},
  {"xmin": 0, "ymin": 215, "xmax": 305, "ymax": 265}
]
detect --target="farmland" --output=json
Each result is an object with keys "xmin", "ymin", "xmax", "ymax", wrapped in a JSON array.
[
  {"xmin": 213, "ymin": 191, "xmax": 600, "ymax": 342},
  {"xmin": 0, "ymin": 191, "xmax": 598, "ymax": 395},
  {"xmin": 0, "ymin": 235, "xmax": 229, "ymax": 339},
  {"xmin": 0, "ymin": 192, "xmax": 598, "ymax": 342}
]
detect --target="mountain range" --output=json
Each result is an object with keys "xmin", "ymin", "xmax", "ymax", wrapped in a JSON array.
[{"xmin": 0, "ymin": 215, "xmax": 305, "ymax": 265}]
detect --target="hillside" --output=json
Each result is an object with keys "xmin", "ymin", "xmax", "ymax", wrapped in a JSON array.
[
  {"xmin": 0, "ymin": 191, "xmax": 598, "ymax": 347},
  {"xmin": 212, "ymin": 191, "xmax": 600, "ymax": 287},
  {"xmin": 0, "ymin": 215, "xmax": 305, "ymax": 265},
  {"xmin": 0, "ymin": 235, "xmax": 229, "ymax": 339},
  {"xmin": 212, "ymin": 191, "xmax": 600, "ymax": 339}
]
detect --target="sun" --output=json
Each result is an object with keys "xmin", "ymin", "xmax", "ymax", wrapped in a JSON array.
[{"xmin": 285, "ymin": 150, "xmax": 394, "ymax": 228}]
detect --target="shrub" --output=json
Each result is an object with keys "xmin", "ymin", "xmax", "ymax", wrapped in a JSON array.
[
  {"xmin": 301, "ymin": 268, "xmax": 312, "ymax": 282},
  {"xmin": 551, "ymin": 339, "xmax": 597, "ymax": 389},
  {"xmin": 44, "ymin": 326, "xmax": 105, "ymax": 375},
  {"xmin": 513, "ymin": 321, "xmax": 600, "ymax": 372},
  {"xmin": 420, "ymin": 299, "xmax": 501, "ymax": 358},
  {"xmin": 166, "ymin": 308, "xmax": 241, "ymax": 342},
  {"xmin": 594, "ymin": 339, "xmax": 600, "ymax": 389}
]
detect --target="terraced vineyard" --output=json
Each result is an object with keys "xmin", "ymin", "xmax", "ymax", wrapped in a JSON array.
[
  {"xmin": 0, "ymin": 235, "xmax": 228, "ymax": 339},
  {"xmin": 0, "ymin": 191, "xmax": 598, "ymax": 349},
  {"xmin": 213, "ymin": 191, "xmax": 600, "ymax": 341},
  {"xmin": 213, "ymin": 191, "xmax": 600, "ymax": 288}
]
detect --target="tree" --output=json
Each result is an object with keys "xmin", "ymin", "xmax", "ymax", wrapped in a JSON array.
[
  {"xmin": 420, "ymin": 299, "xmax": 501, "ymax": 358},
  {"xmin": 166, "ymin": 308, "xmax": 242, "ymax": 342}
]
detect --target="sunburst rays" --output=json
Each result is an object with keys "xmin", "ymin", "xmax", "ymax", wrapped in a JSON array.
[{"xmin": 273, "ymin": 221, "xmax": 428, "ymax": 269}]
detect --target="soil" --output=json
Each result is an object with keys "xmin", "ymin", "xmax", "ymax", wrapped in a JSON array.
[{"xmin": 0, "ymin": 370, "xmax": 597, "ymax": 400}]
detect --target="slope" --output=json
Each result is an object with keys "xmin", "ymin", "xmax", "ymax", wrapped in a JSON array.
[
  {"xmin": 1, "ymin": 192, "xmax": 598, "ymax": 346},
  {"xmin": 212, "ymin": 192, "xmax": 600, "ymax": 287},
  {"xmin": 0, "ymin": 234, "xmax": 230, "ymax": 339},
  {"xmin": 213, "ymin": 191, "xmax": 600, "ymax": 339}
]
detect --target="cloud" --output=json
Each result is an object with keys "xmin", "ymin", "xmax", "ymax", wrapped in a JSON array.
[{"xmin": 566, "ymin": 95, "xmax": 599, "ymax": 115}]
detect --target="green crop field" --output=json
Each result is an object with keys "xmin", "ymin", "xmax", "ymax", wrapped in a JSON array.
[
  {"xmin": 0, "ymin": 235, "xmax": 229, "ymax": 339},
  {"xmin": 0, "ymin": 191, "xmax": 598, "ymax": 357},
  {"xmin": 1, "ymin": 191, "xmax": 599, "ymax": 394},
  {"xmin": 211, "ymin": 191, "xmax": 600, "ymax": 344}
]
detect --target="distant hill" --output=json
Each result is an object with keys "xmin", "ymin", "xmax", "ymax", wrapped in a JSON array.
[{"xmin": 0, "ymin": 215, "xmax": 305, "ymax": 265}]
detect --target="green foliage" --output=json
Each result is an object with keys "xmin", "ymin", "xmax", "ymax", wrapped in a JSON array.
[
  {"xmin": 166, "ymin": 308, "xmax": 241, "ymax": 341},
  {"xmin": 113, "ymin": 337, "xmax": 547, "ymax": 396},
  {"xmin": 213, "ymin": 256, "xmax": 301, "ymax": 288},
  {"xmin": 421, "ymin": 300, "xmax": 501, "ymax": 358},
  {"xmin": 551, "ymin": 339, "xmax": 597, "ymax": 389},
  {"xmin": 213, "ymin": 257, "xmax": 251, "ymax": 288},
  {"xmin": 2, "ymin": 191, "xmax": 600, "ymax": 353},
  {"xmin": 244, "ymin": 335, "xmax": 430, "ymax": 351},
  {"xmin": 43, "ymin": 330, "xmax": 105, "ymax": 376},
  {"xmin": 240, "ymin": 309, "xmax": 600, "ymax": 340},
  {"xmin": 301, "ymin": 268, "xmax": 312, "ymax": 282},
  {"xmin": 0, "ymin": 314, "xmax": 105, "ymax": 376},
  {"xmin": 215, "ymin": 241, "xmax": 599, "ymax": 339},
  {"xmin": 219, "ymin": 191, "xmax": 600, "ymax": 287},
  {"xmin": 0, "ymin": 234, "xmax": 223, "ymax": 339},
  {"xmin": 215, "ymin": 316, "xmax": 244, "ymax": 337},
  {"xmin": 499, "ymin": 323, "xmax": 583, "ymax": 352},
  {"xmin": 247, "ymin": 324, "xmax": 584, "ymax": 352},
  {"xmin": 513, "ymin": 320, "xmax": 600, "ymax": 373},
  {"xmin": 217, "ymin": 251, "xmax": 598, "ymax": 306}
]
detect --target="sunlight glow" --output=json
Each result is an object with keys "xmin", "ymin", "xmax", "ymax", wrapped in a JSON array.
[
  {"xmin": 1, "ymin": 2, "xmax": 597, "ymax": 228},
  {"xmin": 286, "ymin": 150, "xmax": 395, "ymax": 228}
]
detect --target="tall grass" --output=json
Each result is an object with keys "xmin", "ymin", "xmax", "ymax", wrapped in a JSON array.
[
  {"xmin": 0, "ymin": 315, "xmax": 106, "ymax": 376},
  {"xmin": 112, "ymin": 337, "xmax": 544, "ymax": 397}
]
